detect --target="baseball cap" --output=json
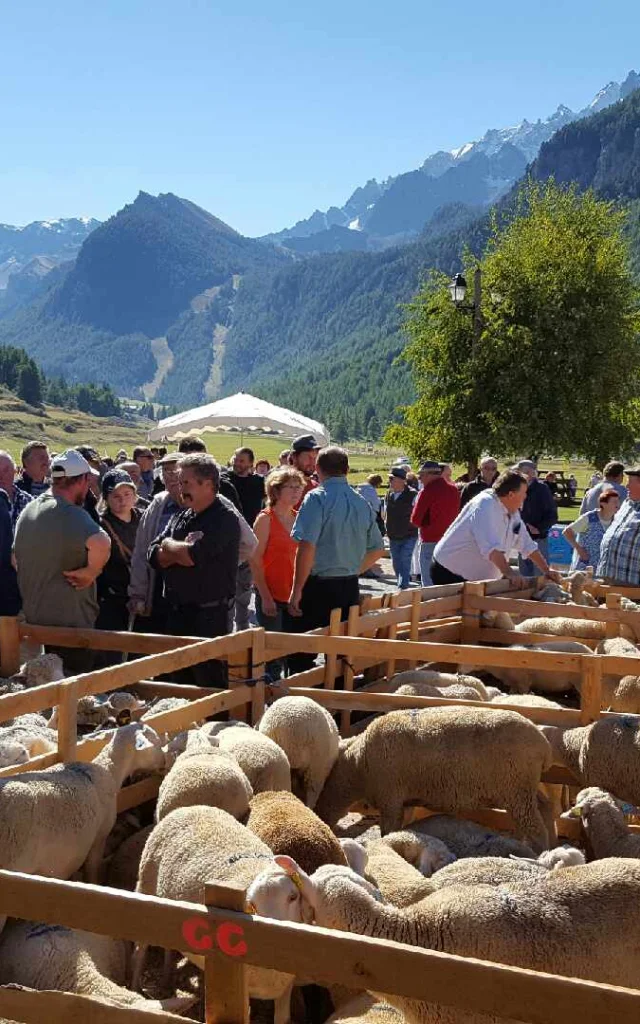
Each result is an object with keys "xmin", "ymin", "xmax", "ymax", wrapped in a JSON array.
[
  {"xmin": 158, "ymin": 451, "xmax": 184, "ymax": 466},
  {"xmin": 419, "ymin": 460, "xmax": 442, "ymax": 473},
  {"xmin": 51, "ymin": 449, "xmax": 99, "ymax": 479},
  {"xmin": 101, "ymin": 469, "xmax": 136, "ymax": 500},
  {"xmin": 291, "ymin": 434, "xmax": 320, "ymax": 453},
  {"xmin": 389, "ymin": 466, "xmax": 408, "ymax": 479},
  {"xmin": 625, "ymin": 466, "xmax": 640, "ymax": 476}
]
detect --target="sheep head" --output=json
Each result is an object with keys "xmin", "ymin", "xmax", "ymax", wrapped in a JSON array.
[{"xmin": 245, "ymin": 857, "xmax": 315, "ymax": 924}]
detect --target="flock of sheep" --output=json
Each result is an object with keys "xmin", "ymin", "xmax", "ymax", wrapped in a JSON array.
[{"xmin": 0, "ymin": 571, "xmax": 639, "ymax": 1024}]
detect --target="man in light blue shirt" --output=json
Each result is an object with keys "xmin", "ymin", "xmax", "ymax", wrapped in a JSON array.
[{"xmin": 289, "ymin": 447, "xmax": 384, "ymax": 644}]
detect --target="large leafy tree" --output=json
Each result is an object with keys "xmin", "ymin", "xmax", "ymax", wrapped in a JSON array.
[{"xmin": 387, "ymin": 181, "xmax": 640, "ymax": 468}]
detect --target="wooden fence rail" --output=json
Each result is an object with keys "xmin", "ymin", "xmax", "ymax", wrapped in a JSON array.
[{"xmin": 0, "ymin": 872, "xmax": 639, "ymax": 1024}]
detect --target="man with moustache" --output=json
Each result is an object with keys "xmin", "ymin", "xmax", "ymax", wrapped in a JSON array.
[{"xmin": 147, "ymin": 453, "xmax": 240, "ymax": 684}]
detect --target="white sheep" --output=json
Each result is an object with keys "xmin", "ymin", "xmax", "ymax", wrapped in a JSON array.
[
  {"xmin": 489, "ymin": 692, "xmax": 564, "ymax": 708},
  {"xmin": 461, "ymin": 640, "xmax": 592, "ymax": 695},
  {"xmin": 0, "ymin": 740, "xmax": 29, "ymax": 769},
  {"xmin": 155, "ymin": 729, "xmax": 253, "ymax": 821},
  {"xmin": 314, "ymin": 706, "xmax": 553, "ymax": 853},
  {"xmin": 0, "ymin": 722, "xmax": 164, "ymax": 931},
  {"xmin": 516, "ymin": 615, "xmax": 636, "ymax": 642},
  {"xmin": 596, "ymin": 636, "xmax": 640, "ymax": 713},
  {"xmin": 0, "ymin": 717, "xmax": 58, "ymax": 764},
  {"xmin": 540, "ymin": 716, "xmax": 640, "ymax": 806},
  {"xmin": 12, "ymin": 652, "xmax": 65, "ymax": 688},
  {"xmin": 388, "ymin": 670, "xmax": 490, "ymax": 700},
  {"xmin": 255, "ymin": 855, "xmax": 640, "ymax": 1022},
  {"xmin": 0, "ymin": 919, "xmax": 193, "ymax": 1015},
  {"xmin": 327, "ymin": 993, "xmax": 404, "ymax": 1024},
  {"xmin": 394, "ymin": 683, "xmax": 488, "ymax": 702},
  {"xmin": 135, "ymin": 805, "xmax": 296, "ymax": 1023},
  {"xmin": 258, "ymin": 696, "xmax": 339, "ymax": 807},
  {"xmin": 562, "ymin": 786, "xmax": 640, "ymax": 858},
  {"xmin": 378, "ymin": 831, "xmax": 456, "ymax": 876},
  {"xmin": 396, "ymin": 814, "xmax": 536, "ymax": 860},
  {"xmin": 357, "ymin": 840, "xmax": 435, "ymax": 907},
  {"xmin": 203, "ymin": 720, "xmax": 291, "ymax": 793}
]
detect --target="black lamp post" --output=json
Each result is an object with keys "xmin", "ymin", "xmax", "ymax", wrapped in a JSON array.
[{"xmin": 449, "ymin": 267, "xmax": 483, "ymax": 350}]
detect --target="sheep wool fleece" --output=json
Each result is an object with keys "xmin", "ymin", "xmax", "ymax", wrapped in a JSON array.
[{"xmin": 315, "ymin": 707, "xmax": 552, "ymax": 853}]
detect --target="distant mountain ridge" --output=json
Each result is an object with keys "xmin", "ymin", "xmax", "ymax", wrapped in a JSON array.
[
  {"xmin": 0, "ymin": 216, "xmax": 99, "ymax": 293},
  {"xmin": 264, "ymin": 69, "xmax": 640, "ymax": 252}
]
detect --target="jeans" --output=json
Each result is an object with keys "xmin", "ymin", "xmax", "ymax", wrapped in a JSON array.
[
  {"xmin": 519, "ymin": 537, "xmax": 548, "ymax": 577},
  {"xmin": 389, "ymin": 536, "xmax": 417, "ymax": 589},
  {"xmin": 255, "ymin": 591, "xmax": 295, "ymax": 680},
  {"xmin": 419, "ymin": 541, "xmax": 437, "ymax": 587}
]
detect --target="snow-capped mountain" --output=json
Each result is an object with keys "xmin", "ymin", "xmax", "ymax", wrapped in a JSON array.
[
  {"xmin": 265, "ymin": 69, "xmax": 640, "ymax": 251},
  {"xmin": 0, "ymin": 216, "xmax": 100, "ymax": 290}
]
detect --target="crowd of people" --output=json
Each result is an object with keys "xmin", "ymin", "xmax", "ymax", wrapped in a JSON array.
[
  {"xmin": 0, "ymin": 436, "xmax": 384, "ymax": 684},
  {"xmin": 3, "ymin": 437, "xmax": 640, "ymax": 686}
]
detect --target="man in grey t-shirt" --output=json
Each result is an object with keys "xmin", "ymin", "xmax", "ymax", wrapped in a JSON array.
[{"xmin": 14, "ymin": 449, "xmax": 111, "ymax": 675}]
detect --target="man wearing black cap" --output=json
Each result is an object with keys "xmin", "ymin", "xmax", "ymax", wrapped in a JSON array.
[
  {"xmin": 289, "ymin": 434, "xmax": 320, "ymax": 509},
  {"xmin": 597, "ymin": 466, "xmax": 640, "ymax": 585},
  {"xmin": 384, "ymin": 467, "xmax": 418, "ymax": 589},
  {"xmin": 410, "ymin": 461, "xmax": 460, "ymax": 586},
  {"xmin": 13, "ymin": 449, "xmax": 111, "ymax": 674}
]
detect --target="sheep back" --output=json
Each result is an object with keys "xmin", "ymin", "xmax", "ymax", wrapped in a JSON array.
[
  {"xmin": 246, "ymin": 791, "xmax": 347, "ymax": 874},
  {"xmin": 155, "ymin": 748, "xmax": 253, "ymax": 821}
]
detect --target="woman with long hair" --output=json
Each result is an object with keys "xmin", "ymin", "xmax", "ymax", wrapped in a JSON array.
[{"xmin": 250, "ymin": 466, "xmax": 305, "ymax": 678}]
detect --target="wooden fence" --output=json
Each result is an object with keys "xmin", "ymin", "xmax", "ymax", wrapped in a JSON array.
[
  {"xmin": 0, "ymin": 583, "xmax": 639, "ymax": 1020},
  {"xmin": 0, "ymin": 871, "xmax": 639, "ymax": 1024}
]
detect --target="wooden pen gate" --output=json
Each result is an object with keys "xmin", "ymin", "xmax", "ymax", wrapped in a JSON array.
[{"xmin": 0, "ymin": 580, "xmax": 640, "ymax": 1021}]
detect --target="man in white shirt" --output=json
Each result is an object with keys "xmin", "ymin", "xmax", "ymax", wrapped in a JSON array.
[{"xmin": 432, "ymin": 470, "xmax": 558, "ymax": 585}]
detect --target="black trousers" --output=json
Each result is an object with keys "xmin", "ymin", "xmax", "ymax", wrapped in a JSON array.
[
  {"xmin": 167, "ymin": 602, "xmax": 232, "ymax": 686},
  {"xmin": 288, "ymin": 574, "xmax": 360, "ymax": 675},
  {"xmin": 430, "ymin": 559, "xmax": 465, "ymax": 585},
  {"xmin": 45, "ymin": 644, "xmax": 95, "ymax": 677}
]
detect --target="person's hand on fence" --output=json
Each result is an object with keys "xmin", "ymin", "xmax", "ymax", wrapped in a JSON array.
[{"xmin": 262, "ymin": 594, "xmax": 277, "ymax": 618}]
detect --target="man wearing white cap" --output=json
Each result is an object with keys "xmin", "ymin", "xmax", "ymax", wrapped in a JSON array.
[{"xmin": 13, "ymin": 449, "xmax": 111, "ymax": 674}]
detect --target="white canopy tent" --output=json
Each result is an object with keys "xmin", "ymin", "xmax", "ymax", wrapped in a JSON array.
[{"xmin": 148, "ymin": 392, "xmax": 329, "ymax": 446}]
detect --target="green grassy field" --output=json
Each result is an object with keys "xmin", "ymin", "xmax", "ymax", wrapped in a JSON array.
[{"xmin": 0, "ymin": 384, "xmax": 597, "ymax": 522}]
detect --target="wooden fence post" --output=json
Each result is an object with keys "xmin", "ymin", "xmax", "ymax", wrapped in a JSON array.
[
  {"xmin": 250, "ymin": 629, "xmax": 266, "ymax": 725},
  {"xmin": 228, "ymin": 639, "xmax": 252, "ymax": 723},
  {"xmin": 340, "ymin": 604, "xmax": 361, "ymax": 737},
  {"xmin": 57, "ymin": 677, "xmax": 79, "ymax": 762},
  {"xmin": 384, "ymin": 592, "xmax": 401, "ymax": 682},
  {"xmin": 323, "ymin": 608, "xmax": 342, "ymax": 690},
  {"xmin": 0, "ymin": 616, "xmax": 20, "ymax": 678},
  {"xmin": 461, "ymin": 582, "xmax": 485, "ymax": 644},
  {"xmin": 605, "ymin": 593, "xmax": 623, "ymax": 639},
  {"xmin": 409, "ymin": 589, "xmax": 421, "ymax": 665},
  {"xmin": 580, "ymin": 657, "xmax": 603, "ymax": 725},
  {"xmin": 204, "ymin": 882, "xmax": 249, "ymax": 1024}
]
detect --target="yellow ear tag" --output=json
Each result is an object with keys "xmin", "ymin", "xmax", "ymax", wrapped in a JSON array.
[
  {"xmin": 289, "ymin": 871, "xmax": 304, "ymax": 892},
  {"xmin": 570, "ymin": 806, "xmax": 583, "ymax": 818}
]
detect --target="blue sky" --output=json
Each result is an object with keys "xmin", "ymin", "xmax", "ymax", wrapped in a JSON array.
[{"xmin": 1, "ymin": 0, "xmax": 639, "ymax": 236}]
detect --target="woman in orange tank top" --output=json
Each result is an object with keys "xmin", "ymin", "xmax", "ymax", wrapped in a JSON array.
[{"xmin": 250, "ymin": 467, "xmax": 305, "ymax": 679}]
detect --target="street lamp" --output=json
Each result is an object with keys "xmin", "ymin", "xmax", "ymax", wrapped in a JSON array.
[
  {"xmin": 449, "ymin": 273, "xmax": 467, "ymax": 306},
  {"xmin": 449, "ymin": 266, "xmax": 483, "ymax": 350}
]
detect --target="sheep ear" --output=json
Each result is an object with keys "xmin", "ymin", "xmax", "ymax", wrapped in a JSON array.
[{"xmin": 274, "ymin": 855, "xmax": 301, "ymax": 876}]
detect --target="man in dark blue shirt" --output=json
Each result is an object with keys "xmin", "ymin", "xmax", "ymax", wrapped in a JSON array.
[
  {"xmin": 148, "ymin": 454, "xmax": 240, "ymax": 685},
  {"xmin": 514, "ymin": 460, "xmax": 558, "ymax": 577}
]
